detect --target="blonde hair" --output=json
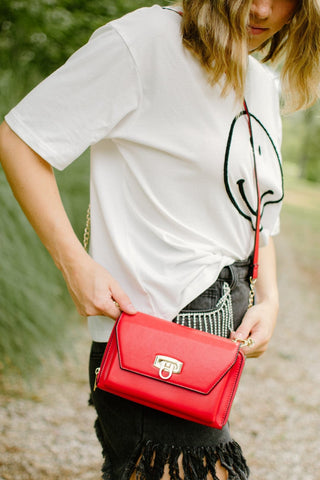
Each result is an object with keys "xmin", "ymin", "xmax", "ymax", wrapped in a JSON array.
[
  {"xmin": 259, "ymin": 0, "xmax": 320, "ymax": 112},
  {"xmin": 177, "ymin": 0, "xmax": 320, "ymax": 112}
]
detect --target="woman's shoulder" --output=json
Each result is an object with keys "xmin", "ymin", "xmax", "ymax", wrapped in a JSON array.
[
  {"xmin": 86, "ymin": 5, "xmax": 183, "ymax": 76},
  {"xmin": 109, "ymin": 5, "xmax": 181, "ymax": 48}
]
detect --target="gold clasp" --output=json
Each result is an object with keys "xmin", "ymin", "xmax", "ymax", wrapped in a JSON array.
[
  {"xmin": 233, "ymin": 337, "xmax": 255, "ymax": 348},
  {"xmin": 153, "ymin": 355, "xmax": 183, "ymax": 380}
]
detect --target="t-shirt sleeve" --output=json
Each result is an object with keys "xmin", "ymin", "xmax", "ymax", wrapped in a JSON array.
[{"xmin": 4, "ymin": 24, "xmax": 140, "ymax": 170}]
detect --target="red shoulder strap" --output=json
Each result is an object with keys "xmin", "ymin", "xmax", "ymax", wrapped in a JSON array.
[{"xmin": 243, "ymin": 101, "xmax": 260, "ymax": 281}]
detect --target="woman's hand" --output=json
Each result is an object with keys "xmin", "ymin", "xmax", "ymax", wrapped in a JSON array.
[
  {"xmin": 230, "ymin": 238, "xmax": 279, "ymax": 358},
  {"xmin": 230, "ymin": 300, "xmax": 278, "ymax": 358},
  {"xmin": 61, "ymin": 252, "xmax": 137, "ymax": 320}
]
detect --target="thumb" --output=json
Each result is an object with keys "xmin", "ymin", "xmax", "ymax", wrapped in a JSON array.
[
  {"xmin": 119, "ymin": 301, "xmax": 137, "ymax": 315},
  {"xmin": 230, "ymin": 314, "xmax": 253, "ymax": 342},
  {"xmin": 111, "ymin": 286, "xmax": 137, "ymax": 315}
]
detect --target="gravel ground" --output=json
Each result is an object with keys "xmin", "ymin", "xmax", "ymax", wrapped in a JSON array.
[{"xmin": 0, "ymin": 231, "xmax": 319, "ymax": 480}]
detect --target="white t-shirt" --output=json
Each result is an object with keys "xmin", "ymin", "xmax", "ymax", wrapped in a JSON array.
[{"xmin": 5, "ymin": 5, "xmax": 283, "ymax": 341}]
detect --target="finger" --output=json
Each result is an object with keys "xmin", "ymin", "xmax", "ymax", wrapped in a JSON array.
[
  {"xmin": 96, "ymin": 294, "xmax": 120, "ymax": 320},
  {"xmin": 230, "ymin": 326, "xmax": 252, "ymax": 343},
  {"xmin": 241, "ymin": 330, "xmax": 270, "ymax": 357},
  {"xmin": 230, "ymin": 306, "xmax": 259, "ymax": 341},
  {"xmin": 240, "ymin": 339, "xmax": 258, "ymax": 358},
  {"xmin": 230, "ymin": 325, "xmax": 260, "ymax": 357},
  {"xmin": 110, "ymin": 286, "xmax": 137, "ymax": 315},
  {"xmin": 230, "ymin": 332, "xmax": 259, "ymax": 357}
]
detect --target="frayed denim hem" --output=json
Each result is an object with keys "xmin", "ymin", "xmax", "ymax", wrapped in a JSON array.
[
  {"xmin": 94, "ymin": 416, "xmax": 113, "ymax": 480},
  {"xmin": 93, "ymin": 428, "xmax": 250, "ymax": 480},
  {"xmin": 120, "ymin": 439, "xmax": 249, "ymax": 480}
]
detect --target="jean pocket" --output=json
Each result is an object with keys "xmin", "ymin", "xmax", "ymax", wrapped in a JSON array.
[
  {"xmin": 182, "ymin": 283, "xmax": 223, "ymax": 312},
  {"xmin": 174, "ymin": 282, "xmax": 234, "ymax": 338}
]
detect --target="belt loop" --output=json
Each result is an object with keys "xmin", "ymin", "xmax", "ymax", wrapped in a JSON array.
[{"xmin": 227, "ymin": 264, "xmax": 237, "ymax": 291}]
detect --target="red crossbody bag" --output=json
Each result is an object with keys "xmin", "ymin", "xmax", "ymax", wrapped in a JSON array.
[{"xmin": 95, "ymin": 311, "xmax": 244, "ymax": 428}]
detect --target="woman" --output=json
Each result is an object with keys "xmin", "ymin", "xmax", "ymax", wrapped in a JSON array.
[{"xmin": 0, "ymin": 1, "xmax": 319, "ymax": 479}]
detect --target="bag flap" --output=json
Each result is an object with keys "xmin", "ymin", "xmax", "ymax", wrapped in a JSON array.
[{"xmin": 115, "ymin": 312, "xmax": 243, "ymax": 395}]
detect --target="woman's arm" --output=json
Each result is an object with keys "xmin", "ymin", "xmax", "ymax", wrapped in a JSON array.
[
  {"xmin": 230, "ymin": 237, "xmax": 279, "ymax": 358},
  {"xmin": 0, "ymin": 121, "xmax": 136, "ymax": 319}
]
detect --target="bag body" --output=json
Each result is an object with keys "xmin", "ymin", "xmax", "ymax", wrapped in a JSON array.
[{"xmin": 96, "ymin": 311, "xmax": 245, "ymax": 429}]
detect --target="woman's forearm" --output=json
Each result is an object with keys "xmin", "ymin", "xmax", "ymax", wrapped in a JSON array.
[
  {"xmin": 255, "ymin": 237, "xmax": 279, "ymax": 310},
  {"xmin": 0, "ymin": 121, "xmax": 136, "ymax": 318},
  {"xmin": 0, "ymin": 121, "xmax": 85, "ymax": 271}
]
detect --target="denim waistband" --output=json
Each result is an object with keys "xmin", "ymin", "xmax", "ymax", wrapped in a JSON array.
[{"xmin": 217, "ymin": 257, "xmax": 252, "ymax": 286}]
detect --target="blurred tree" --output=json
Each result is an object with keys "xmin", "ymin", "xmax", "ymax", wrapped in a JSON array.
[
  {"xmin": 0, "ymin": 0, "xmax": 169, "ymax": 80},
  {"xmin": 282, "ymin": 103, "xmax": 320, "ymax": 183},
  {"xmin": 298, "ymin": 106, "xmax": 320, "ymax": 182}
]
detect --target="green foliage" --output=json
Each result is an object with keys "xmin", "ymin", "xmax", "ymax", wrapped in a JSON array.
[
  {"xmin": 0, "ymin": 0, "xmax": 170, "ymax": 80},
  {"xmin": 0, "ymin": 38, "xmax": 90, "ymax": 376},
  {"xmin": 0, "ymin": 152, "xmax": 90, "ymax": 379},
  {"xmin": 0, "ymin": 172, "xmax": 70, "ymax": 376}
]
